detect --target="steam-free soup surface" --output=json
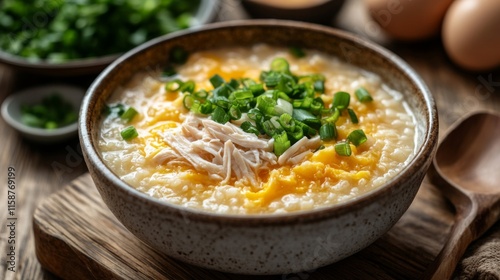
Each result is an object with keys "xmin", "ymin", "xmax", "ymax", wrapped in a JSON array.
[{"xmin": 98, "ymin": 45, "xmax": 416, "ymax": 214}]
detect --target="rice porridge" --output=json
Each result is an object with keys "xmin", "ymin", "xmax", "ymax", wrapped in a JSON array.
[{"xmin": 98, "ymin": 44, "xmax": 417, "ymax": 214}]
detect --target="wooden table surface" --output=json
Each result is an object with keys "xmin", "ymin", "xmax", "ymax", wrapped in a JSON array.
[{"xmin": 1, "ymin": 1, "xmax": 499, "ymax": 279}]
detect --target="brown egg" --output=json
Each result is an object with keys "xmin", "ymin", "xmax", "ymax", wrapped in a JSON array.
[
  {"xmin": 365, "ymin": 0, "xmax": 454, "ymax": 41},
  {"xmin": 442, "ymin": 0, "xmax": 500, "ymax": 71}
]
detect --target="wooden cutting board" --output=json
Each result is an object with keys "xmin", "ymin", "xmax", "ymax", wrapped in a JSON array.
[{"xmin": 33, "ymin": 173, "xmax": 456, "ymax": 280}]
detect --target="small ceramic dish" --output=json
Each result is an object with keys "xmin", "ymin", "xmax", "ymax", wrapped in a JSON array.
[
  {"xmin": 1, "ymin": 84, "xmax": 85, "ymax": 143},
  {"xmin": 0, "ymin": 0, "xmax": 219, "ymax": 76},
  {"xmin": 241, "ymin": 0, "xmax": 346, "ymax": 24}
]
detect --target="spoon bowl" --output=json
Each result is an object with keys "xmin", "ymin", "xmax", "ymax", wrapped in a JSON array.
[{"xmin": 425, "ymin": 111, "xmax": 500, "ymax": 279}]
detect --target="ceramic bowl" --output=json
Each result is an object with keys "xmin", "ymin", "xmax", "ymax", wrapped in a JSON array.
[
  {"xmin": 79, "ymin": 20, "xmax": 438, "ymax": 275},
  {"xmin": 0, "ymin": 0, "xmax": 219, "ymax": 76},
  {"xmin": 241, "ymin": 0, "xmax": 346, "ymax": 24},
  {"xmin": 2, "ymin": 84, "xmax": 85, "ymax": 143}
]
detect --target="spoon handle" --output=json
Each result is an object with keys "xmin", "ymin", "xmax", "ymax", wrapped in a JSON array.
[{"xmin": 422, "ymin": 208, "xmax": 476, "ymax": 280}]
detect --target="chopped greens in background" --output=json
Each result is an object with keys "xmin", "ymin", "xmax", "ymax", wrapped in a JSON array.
[
  {"xmin": 21, "ymin": 93, "xmax": 78, "ymax": 129},
  {"xmin": 0, "ymin": 0, "xmax": 200, "ymax": 62}
]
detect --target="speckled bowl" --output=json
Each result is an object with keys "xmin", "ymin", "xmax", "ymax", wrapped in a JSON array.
[{"xmin": 79, "ymin": 20, "xmax": 438, "ymax": 275}]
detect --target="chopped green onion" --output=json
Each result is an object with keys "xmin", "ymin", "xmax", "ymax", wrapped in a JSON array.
[
  {"xmin": 278, "ymin": 113, "xmax": 295, "ymax": 131},
  {"xmin": 161, "ymin": 65, "xmax": 176, "ymax": 78},
  {"xmin": 355, "ymin": 87, "xmax": 373, "ymax": 103},
  {"xmin": 230, "ymin": 90, "xmax": 254, "ymax": 100},
  {"xmin": 273, "ymin": 131, "xmax": 291, "ymax": 156},
  {"xmin": 287, "ymin": 127, "xmax": 304, "ymax": 142},
  {"xmin": 262, "ymin": 119, "xmax": 281, "ymax": 137},
  {"xmin": 241, "ymin": 78, "xmax": 256, "ymax": 88},
  {"xmin": 110, "ymin": 104, "xmax": 126, "ymax": 116},
  {"xmin": 121, "ymin": 107, "xmax": 138, "ymax": 123},
  {"xmin": 249, "ymin": 84, "xmax": 265, "ymax": 96},
  {"xmin": 324, "ymin": 108, "xmax": 340, "ymax": 124},
  {"xmin": 229, "ymin": 105, "xmax": 242, "ymax": 120},
  {"xmin": 275, "ymin": 98, "xmax": 293, "ymax": 116},
  {"xmin": 290, "ymin": 46, "xmax": 306, "ymax": 58},
  {"xmin": 332, "ymin": 91, "xmax": 350, "ymax": 110},
  {"xmin": 261, "ymin": 71, "xmax": 280, "ymax": 87},
  {"xmin": 314, "ymin": 80, "xmax": 324, "ymax": 93},
  {"xmin": 183, "ymin": 95, "xmax": 195, "ymax": 110},
  {"xmin": 319, "ymin": 123, "xmax": 337, "ymax": 141},
  {"xmin": 199, "ymin": 101, "xmax": 214, "ymax": 114},
  {"xmin": 310, "ymin": 98, "xmax": 324, "ymax": 115},
  {"xmin": 347, "ymin": 129, "xmax": 367, "ymax": 146},
  {"xmin": 293, "ymin": 109, "xmax": 321, "ymax": 129},
  {"xmin": 121, "ymin": 126, "xmax": 138, "ymax": 140},
  {"xmin": 212, "ymin": 106, "xmax": 230, "ymax": 124},
  {"xmin": 241, "ymin": 121, "xmax": 259, "ymax": 136},
  {"xmin": 194, "ymin": 90, "xmax": 209, "ymax": 100},
  {"xmin": 45, "ymin": 121, "xmax": 58, "ymax": 130},
  {"xmin": 247, "ymin": 108, "xmax": 263, "ymax": 121},
  {"xmin": 170, "ymin": 46, "xmax": 188, "ymax": 64},
  {"xmin": 257, "ymin": 95, "xmax": 277, "ymax": 116},
  {"xmin": 228, "ymin": 79, "xmax": 240, "ymax": 89},
  {"xmin": 210, "ymin": 74, "xmax": 225, "ymax": 88},
  {"xmin": 335, "ymin": 142, "xmax": 352, "ymax": 156},
  {"xmin": 271, "ymin": 58, "xmax": 290, "ymax": 73},
  {"xmin": 347, "ymin": 108, "xmax": 359, "ymax": 124},
  {"xmin": 179, "ymin": 80, "xmax": 195, "ymax": 93},
  {"xmin": 166, "ymin": 80, "xmax": 183, "ymax": 92}
]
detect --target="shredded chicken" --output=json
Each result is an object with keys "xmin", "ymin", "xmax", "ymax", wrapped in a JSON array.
[{"xmin": 153, "ymin": 114, "xmax": 322, "ymax": 185}]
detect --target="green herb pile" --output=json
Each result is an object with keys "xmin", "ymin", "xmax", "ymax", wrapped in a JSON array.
[
  {"xmin": 165, "ymin": 49, "xmax": 373, "ymax": 157},
  {"xmin": 21, "ymin": 94, "xmax": 77, "ymax": 129},
  {"xmin": 0, "ymin": 0, "xmax": 200, "ymax": 62}
]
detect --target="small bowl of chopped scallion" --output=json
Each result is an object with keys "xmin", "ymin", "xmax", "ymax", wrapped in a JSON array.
[{"xmin": 1, "ymin": 84, "xmax": 85, "ymax": 143}]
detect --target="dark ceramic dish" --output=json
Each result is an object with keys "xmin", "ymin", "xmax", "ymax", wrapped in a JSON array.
[{"xmin": 79, "ymin": 20, "xmax": 438, "ymax": 274}]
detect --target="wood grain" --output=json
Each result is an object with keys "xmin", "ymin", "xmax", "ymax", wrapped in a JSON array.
[
  {"xmin": 33, "ymin": 174, "xmax": 455, "ymax": 280},
  {"xmin": 1, "ymin": 0, "xmax": 500, "ymax": 279}
]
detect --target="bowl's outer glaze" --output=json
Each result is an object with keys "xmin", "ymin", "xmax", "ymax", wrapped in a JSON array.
[{"xmin": 80, "ymin": 20, "xmax": 438, "ymax": 274}]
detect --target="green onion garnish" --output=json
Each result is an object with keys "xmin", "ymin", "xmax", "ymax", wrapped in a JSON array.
[
  {"xmin": 335, "ymin": 142, "xmax": 352, "ymax": 157},
  {"xmin": 161, "ymin": 65, "xmax": 176, "ymax": 78},
  {"xmin": 212, "ymin": 106, "xmax": 230, "ymax": 124},
  {"xmin": 166, "ymin": 80, "xmax": 183, "ymax": 92},
  {"xmin": 241, "ymin": 121, "xmax": 260, "ymax": 136},
  {"xmin": 273, "ymin": 131, "xmax": 291, "ymax": 156},
  {"xmin": 210, "ymin": 74, "xmax": 225, "ymax": 89},
  {"xmin": 332, "ymin": 91, "xmax": 350, "ymax": 110},
  {"xmin": 121, "ymin": 126, "xmax": 138, "ymax": 140},
  {"xmin": 228, "ymin": 105, "xmax": 242, "ymax": 120},
  {"xmin": 170, "ymin": 46, "xmax": 188, "ymax": 64},
  {"xmin": 319, "ymin": 123, "xmax": 336, "ymax": 141},
  {"xmin": 347, "ymin": 108, "xmax": 359, "ymax": 124},
  {"xmin": 21, "ymin": 93, "xmax": 78, "ymax": 129},
  {"xmin": 314, "ymin": 80, "xmax": 324, "ymax": 93},
  {"xmin": 271, "ymin": 58, "xmax": 290, "ymax": 73},
  {"xmin": 347, "ymin": 129, "xmax": 367, "ymax": 146},
  {"xmin": 179, "ymin": 80, "xmax": 195, "ymax": 93},
  {"xmin": 121, "ymin": 107, "xmax": 138, "ymax": 123},
  {"xmin": 290, "ymin": 46, "xmax": 306, "ymax": 58},
  {"xmin": 166, "ymin": 56, "xmax": 373, "ymax": 157},
  {"xmin": 355, "ymin": 87, "xmax": 373, "ymax": 103}
]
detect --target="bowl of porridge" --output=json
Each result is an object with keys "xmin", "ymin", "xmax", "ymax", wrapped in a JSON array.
[{"xmin": 79, "ymin": 20, "xmax": 438, "ymax": 274}]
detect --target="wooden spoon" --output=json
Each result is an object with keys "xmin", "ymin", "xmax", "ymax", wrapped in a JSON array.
[{"xmin": 423, "ymin": 111, "xmax": 500, "ymax": 279}]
